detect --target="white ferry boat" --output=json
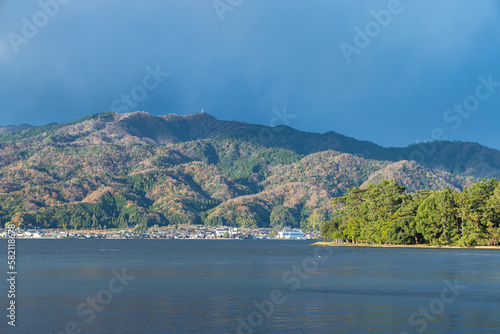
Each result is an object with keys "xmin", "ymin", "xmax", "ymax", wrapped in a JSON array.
[{"xmin": 278, "ymin": 229, "xmax": 304, "ymax": 239}]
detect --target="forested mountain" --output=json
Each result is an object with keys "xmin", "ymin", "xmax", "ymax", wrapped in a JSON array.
[
  {"xmin": 0, "ymin": 111, "xmax": 498, "ymax": 230},
  {"xmin": 0, "ymin": 124, "xmax": 34, "ymax": 135}
]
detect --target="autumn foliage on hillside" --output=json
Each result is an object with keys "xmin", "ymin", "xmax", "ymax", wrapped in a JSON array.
[{"xmin": 0, "ymin": 112, "xmax": 495, "ymax": 231}]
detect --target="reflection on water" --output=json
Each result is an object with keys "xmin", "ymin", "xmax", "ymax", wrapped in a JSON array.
[{"xmin": 1, "ymin": 239, "xmax": 499, "ymax": 333}]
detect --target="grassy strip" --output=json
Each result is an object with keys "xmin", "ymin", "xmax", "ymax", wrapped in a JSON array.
[{"xmin": 311, "ymin": 241, "xmax": 500, "ymax": 249}]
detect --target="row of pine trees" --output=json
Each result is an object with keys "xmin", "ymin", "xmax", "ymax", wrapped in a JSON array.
[{"xmin": 321, "ymin": 179, "xmax": 500, "ymax": 246}]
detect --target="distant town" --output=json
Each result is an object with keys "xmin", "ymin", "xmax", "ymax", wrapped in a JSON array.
[{"xmin": 0, "ymin": 226, "xmax": 320, "ymax": 240}]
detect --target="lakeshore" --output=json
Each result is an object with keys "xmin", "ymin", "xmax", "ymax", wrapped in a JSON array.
[
  {"xmin": 311, "ymin": 241, "xmax": 500, "ymax": 249},
  {"xmin": 5, "ymin": 238, "xmax": 500, "ymax": 333},
  {"xmin": 0, "ymin": 226, "xmax": 320, "ymax": 240}
]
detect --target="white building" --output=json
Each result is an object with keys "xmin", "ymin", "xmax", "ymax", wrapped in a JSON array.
[{"xmin": 278, "ymin": 229, "xmax": 303, "ymax": 239}]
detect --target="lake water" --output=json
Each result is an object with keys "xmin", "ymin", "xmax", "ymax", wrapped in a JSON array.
[{"xmin": 1, "ymin": 239, "xmax": 499, "ymax": 333}]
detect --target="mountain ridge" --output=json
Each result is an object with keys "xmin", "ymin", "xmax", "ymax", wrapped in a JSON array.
[
  {"xmin": 0, "ymin": 111, "xmax": 497, "ymax": 230},
  {"xmin": 2, "ymin": 110, "xmax": 499, "ymax": 177}
]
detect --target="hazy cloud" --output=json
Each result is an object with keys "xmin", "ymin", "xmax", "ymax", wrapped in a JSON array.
[{"xmin": 0, "ymin": 0, "xmax": 499, "ymax": 149}]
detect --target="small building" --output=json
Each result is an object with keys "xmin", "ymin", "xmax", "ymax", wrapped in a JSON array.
[{"xmin": 278, "ymin": 229, "xmax": 303, "ymax": 239}]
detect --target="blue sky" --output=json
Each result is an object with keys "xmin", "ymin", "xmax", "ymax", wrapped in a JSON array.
[{"xmin": 1, "ymin": 0, "xmax": 500, "ymax": 149}]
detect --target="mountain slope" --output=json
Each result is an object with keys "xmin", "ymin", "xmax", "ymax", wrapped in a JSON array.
[
  {"xmin": 0, "ymin": 124, "xmax": 34, "ymax": 135},
  {"xmin": 3, "ymin": 111, "xmax": 500, "ymax": 177},
  {"xmin": 0, "ymin": 111, "xmax": 496, "ymax": 230}
]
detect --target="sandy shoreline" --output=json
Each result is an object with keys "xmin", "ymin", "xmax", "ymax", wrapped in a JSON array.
[{"xmin": 311, "ymin": 241, "xmax": 500, "ymax": 250}]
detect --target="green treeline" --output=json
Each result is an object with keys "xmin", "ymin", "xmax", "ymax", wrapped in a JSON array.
[
  {"xmin": 5, "ymin": 192, "xmax": 167, "ymax": 231},
  {"xmin": 320, "ymin": 179, "xmax": 500, "ymax": 247}
]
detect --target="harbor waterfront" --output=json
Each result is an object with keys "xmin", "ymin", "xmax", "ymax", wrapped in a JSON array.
[
  {"xmin": 0, "ymin": 226, "xmax": 318, "ymax": 240},
  {"xmin": 1, "ymin": 239, "xmax": 499, "ymax": 333}
]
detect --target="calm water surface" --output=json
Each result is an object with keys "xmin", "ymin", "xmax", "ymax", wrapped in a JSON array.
[{"xmin": 1, "ymin": 239, "xmax": 499, "ymax": 333}]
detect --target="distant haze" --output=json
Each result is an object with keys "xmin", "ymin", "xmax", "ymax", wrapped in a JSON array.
[{"xmin": 1, "ymin": 1, "xmax": 500, "ymax": 149}]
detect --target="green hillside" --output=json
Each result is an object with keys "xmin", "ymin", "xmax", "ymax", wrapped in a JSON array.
[{"xmin": 1, "ymin": 111, "xmax": 497, "ymax": 231}]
